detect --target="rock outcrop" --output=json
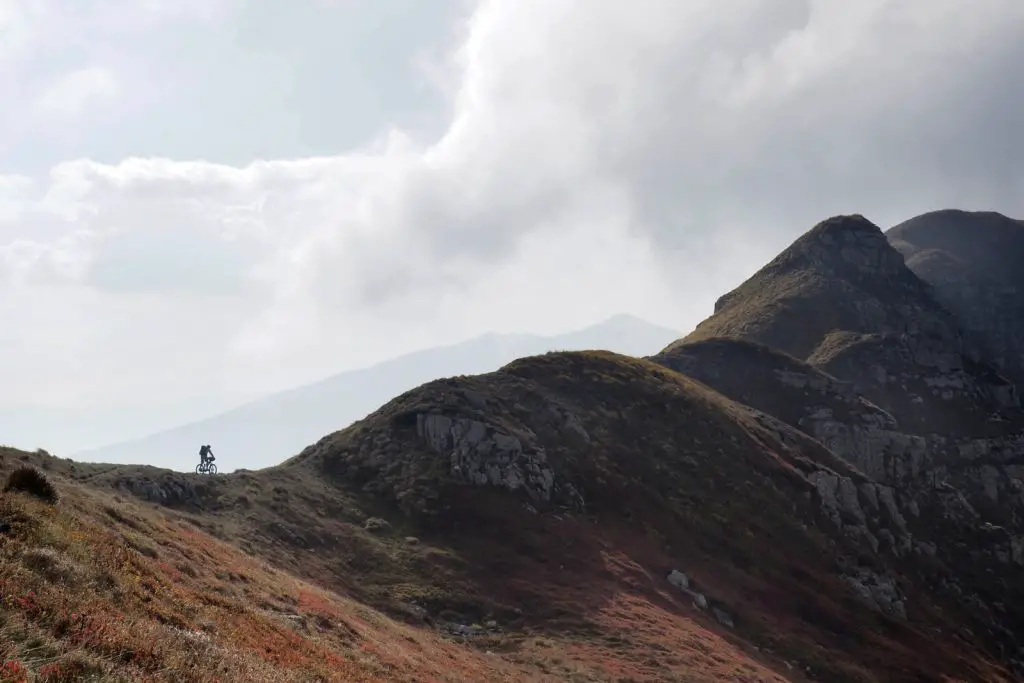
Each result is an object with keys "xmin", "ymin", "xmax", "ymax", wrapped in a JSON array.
[{"xmin": 415, "ymin": 413, "xmax": 556, "ymax": 502}]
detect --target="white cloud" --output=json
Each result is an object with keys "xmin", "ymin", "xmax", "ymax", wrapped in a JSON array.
[{"xmin": 1, "ymin": 0, "xmax": 1024, "ymax": 441}]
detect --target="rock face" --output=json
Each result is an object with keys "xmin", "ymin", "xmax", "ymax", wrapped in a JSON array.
[{"xmin": 414, "ymin": 413, "xmax": 555, "ymax": 502}]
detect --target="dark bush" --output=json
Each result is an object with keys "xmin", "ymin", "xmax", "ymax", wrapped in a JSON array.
[{"xmin": 3, "ymin": 465, "xmax": 59, "ymax": 504}]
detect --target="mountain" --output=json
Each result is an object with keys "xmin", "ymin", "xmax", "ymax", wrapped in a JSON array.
[
  {"xmin": 5, "ymin": 211, "xmax": 1024, "ymax": 682},
  {"xmin": 887, "ymin": 209, "xmax": 1024, "ymax": 386},
  {"xmin": 674, "ymin": 214, "xmax": 1019, "ymax": 437},
  {"xmin": 73, "ymin": 314, "xmax": 679, "ymax": 472}
]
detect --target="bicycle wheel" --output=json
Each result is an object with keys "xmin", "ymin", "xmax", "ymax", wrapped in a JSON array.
[
  {"xmin": 195, "ymin": 463, "xmax": 203, "ymax": 474},
  {"xmin": 208, "ymin": 463, "xmax": 217, "ymax": 475}
]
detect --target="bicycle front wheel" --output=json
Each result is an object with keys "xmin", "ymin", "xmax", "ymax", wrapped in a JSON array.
[{"xmin": 208, "ymin": 464, "xmax": 217, "ymax": 475}]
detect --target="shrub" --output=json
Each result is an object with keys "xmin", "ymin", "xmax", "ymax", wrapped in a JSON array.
[{"xmin": 3, "ymin": 466, "xmax": 59, "ymax": 504}]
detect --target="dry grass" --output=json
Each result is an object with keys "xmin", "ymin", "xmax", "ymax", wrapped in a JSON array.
[{"xmin": 0, "ymin": 480, "xmax": 538, "ymax": 682}]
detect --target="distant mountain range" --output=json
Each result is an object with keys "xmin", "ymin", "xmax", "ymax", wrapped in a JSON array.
[{"xmin": 73, "ymin": 314, "xmax": 678, "ymax": 471}]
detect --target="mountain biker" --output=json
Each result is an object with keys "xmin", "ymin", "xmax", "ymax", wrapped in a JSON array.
[{"xmin": 198, "ymin": 444, "xmax": 215, "ymax": 468}]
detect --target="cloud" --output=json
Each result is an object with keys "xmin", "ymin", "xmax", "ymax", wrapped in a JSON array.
[{"xmin": 2, "ymin": 0, "xmax": 1024, "ymax": 420}]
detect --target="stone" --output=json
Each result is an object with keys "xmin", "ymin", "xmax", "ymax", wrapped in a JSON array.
[
  {"xmin": 416, "ymin": 413, "xmax": 556, "ymax": 502},
  {"xmin": 667, "ymin": 569, "xmax": 689, "ymax": 590},
  {"xmin": 364, "ymin": 517, "xmax": 391, "ymax": 533}
]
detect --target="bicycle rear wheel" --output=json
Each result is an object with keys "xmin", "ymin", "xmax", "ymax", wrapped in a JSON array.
[{"xmin": 195, "ymin": 463, "xmax": 203, "ymax": 474}]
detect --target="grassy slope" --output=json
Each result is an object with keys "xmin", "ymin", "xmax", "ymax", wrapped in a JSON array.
[{"xmin": 0, "ymin": 448, "xmax": 543, "ymax": 682}]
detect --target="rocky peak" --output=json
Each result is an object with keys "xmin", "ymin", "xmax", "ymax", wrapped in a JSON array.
[
  {"xmin": 781, "ymin": 214, "xmax": 908, "ymax": 278},
  {"xmin": 674, "ymin": 210, "xmax": 1022, "ymax": 437},
  {"xmin": 685, "ymin": 214, "xmax": 964, "ymax": 361}
]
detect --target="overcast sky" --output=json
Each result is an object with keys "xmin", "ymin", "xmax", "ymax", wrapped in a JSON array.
[{"xmin": 2, "ymin": 0, "xmax": 1024, "ymax": 452}]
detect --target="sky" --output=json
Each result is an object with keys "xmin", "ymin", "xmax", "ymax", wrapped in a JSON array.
[{"xmin": 2, "ymin": 0, "xmax": 1024, "ymax": 453}]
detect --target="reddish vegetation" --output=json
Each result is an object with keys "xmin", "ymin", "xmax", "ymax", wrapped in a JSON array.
[{"xmin": 0, "ymin": 473, "xmax": 541, "ymax": 682}]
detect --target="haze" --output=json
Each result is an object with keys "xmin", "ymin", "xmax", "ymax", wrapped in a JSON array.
[{"xmin": 2, "ymin": 0, "xmax": 1023, "ymax": 459}]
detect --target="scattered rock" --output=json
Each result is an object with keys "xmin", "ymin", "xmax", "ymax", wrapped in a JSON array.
[
  {"xmin": 445, "ymin": 623, "xmax": 485, "ymax": 637},
  {"xmin": 666, "ymin": 569, "xmax": 689, "ymax": 590},
  {"xmin": 364, "ymin": 517, "xmax": 392, "ymax": 533}
]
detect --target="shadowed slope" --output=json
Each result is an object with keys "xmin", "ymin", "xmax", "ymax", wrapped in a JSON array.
[{"xmin": 888, "ymin": 209, "xmax": 1024, "ymax": 386}]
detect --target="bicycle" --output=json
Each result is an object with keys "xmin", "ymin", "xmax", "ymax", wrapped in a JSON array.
[{"xmin": 195, "ymin": 461, "xmax": 218, "ymax": 475}]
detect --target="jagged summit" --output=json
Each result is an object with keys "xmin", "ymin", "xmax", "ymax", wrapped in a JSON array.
[
  {"xmin": 671, "ymin": 212, "xmax": 1021, "ymax": 437},
  {"xmin": 676, "ymin": 214, "xmax": 960, "ymax": 360},
  {"xmin": 729, "ymin": 214, "xmax": 907, "ymax": 293}
]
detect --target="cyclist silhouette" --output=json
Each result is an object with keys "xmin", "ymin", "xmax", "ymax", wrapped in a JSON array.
[{"xmin": 197, "ymin": 444, "xmax": 216, "ymax": 473}]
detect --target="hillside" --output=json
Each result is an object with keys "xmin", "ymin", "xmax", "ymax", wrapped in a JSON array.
[
  {"xmin": 72, "ymin": 315, "xmax": 678, "ymax": 472},
  {"xmin": 4, "ymin": 352, "xmax": 1017, "ymax": 682},
  {"xmin": 5, "ymin": 211, "xmax": 1024, "ymax": 681}
]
